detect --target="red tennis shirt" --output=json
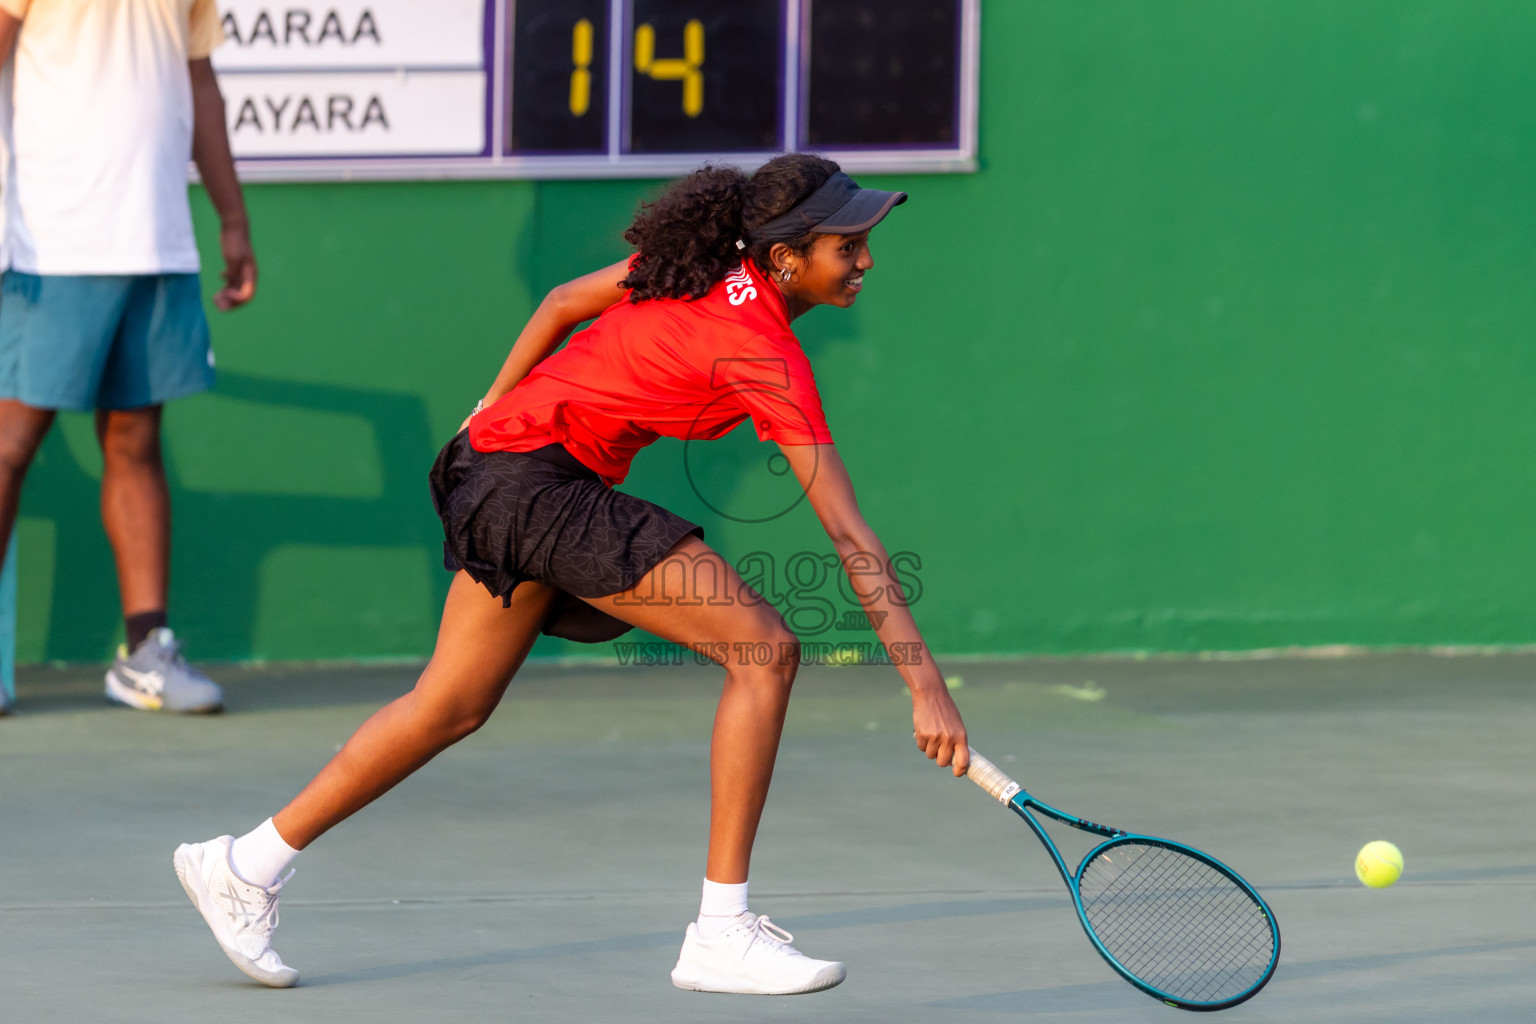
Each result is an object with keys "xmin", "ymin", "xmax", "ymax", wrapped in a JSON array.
[{"xmin": 469, "ymin": 259, "xmax": 834, "ymax": 486}]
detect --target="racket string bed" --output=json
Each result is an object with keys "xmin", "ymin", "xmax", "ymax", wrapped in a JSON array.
[
  {"xmin": 1078, "ymin": 843, "xmax": 1275, "ymax": 1004},
  {"xmin": 1087, "ymin": 853, "xmax": 1268, "ymax": 999},
  {"xmin": 1081, "ymin": 846, "xmax": 1272, "ymax": 1001}
]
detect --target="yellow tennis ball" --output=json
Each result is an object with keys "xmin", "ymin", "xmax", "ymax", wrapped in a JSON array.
[{"xmin": 1355, "ymin": 841, "xmax": 1403, "ymax": 888}]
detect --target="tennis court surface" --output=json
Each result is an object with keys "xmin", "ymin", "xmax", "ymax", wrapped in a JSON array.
[{"xmin": 3, "ymin": 651, "xmax": 1531, "ymax": 1023}]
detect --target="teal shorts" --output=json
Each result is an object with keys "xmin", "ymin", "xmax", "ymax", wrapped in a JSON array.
[{"xmin": 0, "ymin": 271, "xmax": 215, "ymax": 411}]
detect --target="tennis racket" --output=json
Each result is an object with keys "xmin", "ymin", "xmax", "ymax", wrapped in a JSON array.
[{"xmin": 966, "ymin": 747, "xmax": 1280, "ymax": 1011}]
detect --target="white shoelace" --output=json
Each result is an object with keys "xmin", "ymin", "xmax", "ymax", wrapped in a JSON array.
[
  {"xmin": 741, "ymin": 914, "xmax": 796, "ymax": 956},
  {"xmin": 251, "ymin": 894, "xmax": 279, "ymax": 934},
  {"xmin": 240, "ymin": 869, "xmax": 294, "ymax": 936},
  {"xmin": 262, "ymin": 868, "xmax": 295, "ymax": 926}
]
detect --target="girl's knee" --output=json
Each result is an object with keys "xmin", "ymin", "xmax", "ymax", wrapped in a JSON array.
[
  {"xmin": 412, "ymin": 690, "xmax": 496, "ymax": 744},
  {"xmin": 730, "ymin": 617, "xmax": 799, "ymax": 691},
  {"xmin": 772, "ymin": 629, "xmax": 801, "ymax": 677}
]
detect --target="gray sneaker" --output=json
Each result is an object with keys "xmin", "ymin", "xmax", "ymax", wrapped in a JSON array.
[{"xmin": 105, "ymin": 627, "xmax": 223, "ymax": 713}]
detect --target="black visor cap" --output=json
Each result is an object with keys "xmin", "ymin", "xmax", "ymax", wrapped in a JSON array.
[
  {"xmin": 813, "ymin": 179, "xmax": 908, "ymax": 235},
  {"xmin": 749, "ymin": 172, "xmax": 908, "ymax": 244}
]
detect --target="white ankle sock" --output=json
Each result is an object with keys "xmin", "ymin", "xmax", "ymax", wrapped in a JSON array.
[
  {"xmin": 697, "ymin": 878, "xmax": 749, "ymax": 939},
  {"xmin": 229, "ymin": 818, "xmax": 300, "ymax": 889}
]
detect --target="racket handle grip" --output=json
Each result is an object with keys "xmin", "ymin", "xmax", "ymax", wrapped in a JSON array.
[{"xmin": 966, "ymin": 747, "xmax": 1021, "ymax": 804}]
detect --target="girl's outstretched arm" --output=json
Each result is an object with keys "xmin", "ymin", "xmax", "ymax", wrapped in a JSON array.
[
  {"xmin": 477, "ymin": 258, "xmax": 632, "ymax": 409},
  {"xmin": 778, "ymin": 443, "xmax": 970, "ymax": 775}
]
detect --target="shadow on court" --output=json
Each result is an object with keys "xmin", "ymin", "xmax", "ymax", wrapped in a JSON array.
[
  {"xmin": 298, "ymin": 895, "xmax": 1070, "ymax": 989},
  {"xmin": 18, "ymin": 369, "xmax": 445, "ymax": 663},
  {"xmin": 2, "ymin": 652, "xmax": 1532, "ymax": 1023}
]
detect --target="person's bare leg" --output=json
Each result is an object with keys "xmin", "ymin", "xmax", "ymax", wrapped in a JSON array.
[
  {"xmin": 699, "ymin": 645, "xmax": 797, "ymax": 883},
  {"xmin": 0, "ymin": 399, "xmax": 57, "ymax": 553},
  {"xmin": 273, "ymin": 573, "xmax": 558, "ymax": 849},
  {"xmin": 580, "ymin": 534, "xmax": 799, "ymax": 884},
  {"xmin": 96, "ymin": 406, "xmax": 170, "ymax": 618},
  {"xmin": 583, "ymin": 536, "xmax": 843, "ymax": 995}
]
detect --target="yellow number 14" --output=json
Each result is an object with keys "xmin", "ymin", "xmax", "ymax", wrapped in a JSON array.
[{"xmin": 634, "ymin": 19, "xmax": 704, "ymax": 117}]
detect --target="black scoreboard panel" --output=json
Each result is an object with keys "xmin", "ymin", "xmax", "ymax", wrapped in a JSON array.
[
  {"xmin": 628, "ymin": 0, "xmax": 782, "ymax": 154},
  {"xmin": 509, "ymin": 0, "xmax": 610, "ymax": 153},
  {"xmin": 806, "ymin": 0, "xmax": 961, "ymax": 148},
  {"xmin": 505, "ymin": 0, "xmax": 976, "ymax": 175}
]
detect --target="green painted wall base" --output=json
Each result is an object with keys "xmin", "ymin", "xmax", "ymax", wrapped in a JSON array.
[{"xmin": 15, "ymin": 1, "xmax": 1536, "ymax": 662}]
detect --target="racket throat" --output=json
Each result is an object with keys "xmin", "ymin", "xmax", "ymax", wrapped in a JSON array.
[{"xmin": 1015, "ymin": 796, "xmax": 1126, "ymax": 840}]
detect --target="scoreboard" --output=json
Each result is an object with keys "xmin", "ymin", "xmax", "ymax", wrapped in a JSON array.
[{"xmin": 212, "ymin": 0, "xmax": 979, "ymax": 180}]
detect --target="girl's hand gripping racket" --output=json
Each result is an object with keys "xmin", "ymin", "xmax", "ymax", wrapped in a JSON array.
[{"xmin": 966, "ymin": 748, "xmax": 1280, "ymax": 1011}]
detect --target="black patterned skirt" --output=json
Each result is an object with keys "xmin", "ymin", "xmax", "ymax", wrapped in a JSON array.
[{"xmin": 428, "ymin": 430, "xmax": 702, "ymax": 643}]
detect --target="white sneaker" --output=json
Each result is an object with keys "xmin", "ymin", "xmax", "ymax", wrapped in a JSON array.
[
  {"xmin": 173, "ymin": 835, "xmax": 299, "ymax": 988},
  {"xmin": 671, "ymin": 913, "xmax": 846, "ymax": 995},
  {"xmin": 106, "ymin": 628, "xmax": 223, "ymax": 713}
]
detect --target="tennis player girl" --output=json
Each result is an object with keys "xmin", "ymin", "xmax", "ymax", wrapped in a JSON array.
[{"xmin": 175, "ymin": 154, "xmax": 970, "ymax": 996}]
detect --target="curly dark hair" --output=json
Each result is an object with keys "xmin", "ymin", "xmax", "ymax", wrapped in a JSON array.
[{"xmin": 621, "ymin": 153, "xmax": 841, "ymax": 302}]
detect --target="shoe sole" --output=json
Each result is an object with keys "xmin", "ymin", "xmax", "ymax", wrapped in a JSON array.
[
  {"xmin": 173, "ymin": 843, "xmax": 299, "ymax": 988},
  {"xmin": 107, "ymin": 671, "xmax": 221, "ymax": 713},
  {"xmin": 671, "ymin": 961, "xmax": 846, "ymax": 995}
]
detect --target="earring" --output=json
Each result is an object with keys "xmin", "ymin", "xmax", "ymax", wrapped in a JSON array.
[{"xmin": 780, "ymin": 267, "xmax": 791, "ymax": 283}]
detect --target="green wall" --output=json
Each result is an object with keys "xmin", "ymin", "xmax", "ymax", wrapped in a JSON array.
[{"xmin": 17, "ymin": 0, "xmax": 1536, "ymax": 662}]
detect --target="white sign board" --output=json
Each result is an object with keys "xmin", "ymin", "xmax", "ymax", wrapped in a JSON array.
[
  {"xmin": 212, "ymin": 0, "xmax": 490, "ymax": 160},
  {"xmin": 222, "ymin": 72, "xmax": 487, "ymax": 157},
  {"xmin": 214, "ymin": 1, "xmax": 485, "ymax": 69}
]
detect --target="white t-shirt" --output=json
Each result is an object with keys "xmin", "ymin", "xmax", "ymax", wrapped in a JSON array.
[{"xmin": 0, "ymin": 0, "xmax": 225, "ymax": 274}]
